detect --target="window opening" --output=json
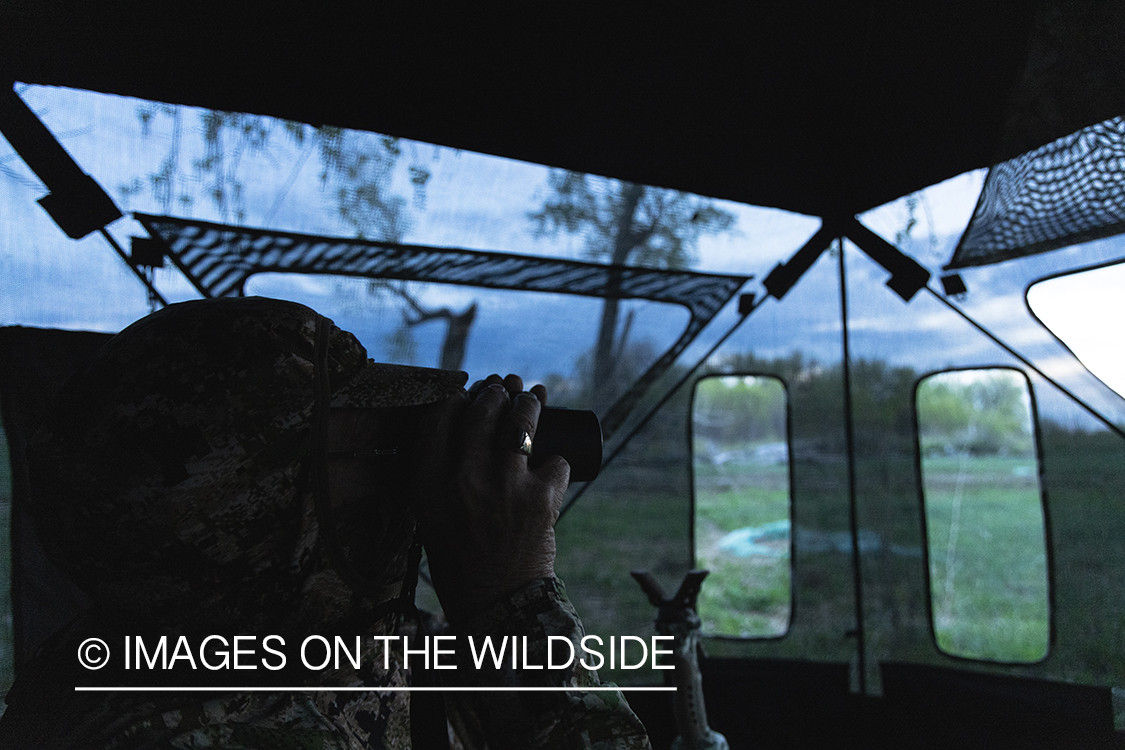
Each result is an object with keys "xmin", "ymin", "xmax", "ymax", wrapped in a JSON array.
[
  {"xmin": 916, "ymin": 368, "xmax": 1049, "ymax": 662},
  {"xmin": 1027, "ymin": 260, "xmax": 1125, "ymax": 399},
  {"xmin": 245, "ymin": 273, "xmax": 688, "ymax": 404},
  {"xmin": 692, "ymin": 375, "xmax": 791, "ymax": 637}
]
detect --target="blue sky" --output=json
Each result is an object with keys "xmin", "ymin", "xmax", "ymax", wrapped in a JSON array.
[{"xmin": 1, "ymin": 83, "xmax": 1122, "ymax": 416}]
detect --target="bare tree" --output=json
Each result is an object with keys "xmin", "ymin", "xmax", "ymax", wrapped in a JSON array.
[
  {"xmin": 121, "ymin": 106, "xmax": 481, "ymax": 371},
  {"xmin": 529, "ymin": 171, "xmax": 736, "ymax": 410},
  {"xmin": 391, "ymin": 284, "xmax": 478, "ymax": 371}
]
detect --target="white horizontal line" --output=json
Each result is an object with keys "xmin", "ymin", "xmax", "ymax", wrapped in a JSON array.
[{"xmin": 75, "ymin": 686, "xmax": 677, "ymax": 693}]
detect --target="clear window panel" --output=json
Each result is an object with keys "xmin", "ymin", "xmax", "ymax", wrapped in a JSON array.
[
  {"xmin": 244, "ymin": 274, "xmax": 690, "ymax": 409},
  {"xmin": 917, "ymin": 368, "xmax": 1050, "ymax": 661},
  {"xmin": 692, "ymin": 375, "xmax": 791, "ymax": 637}
]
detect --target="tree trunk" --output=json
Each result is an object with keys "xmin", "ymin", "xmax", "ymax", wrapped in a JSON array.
[
  {"xmin": 591, "ymin": 183, "xmax": 644, "ymax": 411},
  {"xmin": 438, "ymin": 302, "xmax": 477, "ymax": 371},
  {"xmin": 393, "ymin": 284, "xmax": 478, "ymax": 372}
]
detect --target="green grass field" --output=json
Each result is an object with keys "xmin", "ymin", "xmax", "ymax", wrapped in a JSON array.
[
  {"xmin": 630, "ymin": 449, "xmax": 1053, "ymax": 665},
  {"xmin": 555, "ymin": 480, "xmax": 690, "ymax": 686},
  {"xmin": 920, "ymin": 454, "xmax": 1049, "ymax": 662},
  {"xmin": 693, "ymin": 460, "xmax": 791, "ymax": 638}
]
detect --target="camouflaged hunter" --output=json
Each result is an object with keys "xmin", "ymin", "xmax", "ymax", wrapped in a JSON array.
[{"xmin": 0, "ymin": 297, "xmax": 651, "ymax": 750}]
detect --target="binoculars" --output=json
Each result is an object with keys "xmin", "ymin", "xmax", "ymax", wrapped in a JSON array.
[{"xmin": 531, "ymin": 407, "xmax": 603, "ymax": 483}]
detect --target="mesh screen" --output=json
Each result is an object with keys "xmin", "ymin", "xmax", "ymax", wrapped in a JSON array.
[
  {"xmin": 949, "ymin": 117, "xmax": 1125, "ymax": 268},
  {"xmin": 137, "ymin": 214, "xmax": 749, "ymax": 439}
]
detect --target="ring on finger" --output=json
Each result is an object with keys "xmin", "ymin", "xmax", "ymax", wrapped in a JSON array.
[{"xmin": 509, "ymin": 429, "xmax": 534, "ymax": 457}]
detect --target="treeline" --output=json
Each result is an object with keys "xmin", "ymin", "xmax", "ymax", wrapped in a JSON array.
[
  {"xmin": 916, "ymin": 372, "xmax": 1034, "ymax": 457},
  {"xmin": 545, "ymin": 345, "xmax": 1039, "ymax": 472},
  {"xmin": 693, "ymin": 375, "xmax": 787, "ymax": 446},
  {"xmin": 702, "ymin": 352, "xmax": 1035, "ymax": 458}
]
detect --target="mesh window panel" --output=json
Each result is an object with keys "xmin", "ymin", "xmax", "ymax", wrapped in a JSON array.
[{"xmin": 949, "ymin": 117, "xmax": 1125, "ymax": 268}]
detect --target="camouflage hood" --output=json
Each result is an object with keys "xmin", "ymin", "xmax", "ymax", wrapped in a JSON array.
[{"xmin": 27, "ymin": 296, "xmax": 466, "ymax": 635}]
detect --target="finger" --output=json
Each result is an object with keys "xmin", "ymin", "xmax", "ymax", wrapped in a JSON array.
[
  {"xmin": 531, "ymin": 454, "xmax": 570, "ymax": 522},
  {"xmin": 496, "ymin": 390, "xmax": 541, "ymax": 470},
  {"xmin": 529, "ymin": 383, "xmax": 547, "ymax": 406},
  {"xmin": 461, "ymin": 383, "xmax": 510, "ymax": 470},
  {"xmin": 502, "ymin": 373, "xmax": 524, "ymax": 398},
  {"xmin": 471, "ymin": 374, "xmax": 505, "ymax": 397},
  {"xmin": 471, "ymin": 377, "xmax": 506, "ymax": 403}
]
